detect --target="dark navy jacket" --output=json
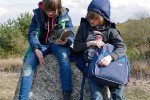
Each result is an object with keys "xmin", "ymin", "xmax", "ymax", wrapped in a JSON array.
[
  {"xmin": 74, "ymin": 19, "xmax": 126, "ymax": 61},
  {"xmin": 28, "ymin": 7, "xmax": 74, "ymax": 50},
  {"xmin": 74, "ymin": 0, "xmax": 126, "ymax": 61}
]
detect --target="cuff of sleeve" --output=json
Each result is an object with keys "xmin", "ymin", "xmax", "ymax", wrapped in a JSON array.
[
  {"xmin": 65, "ymin": 39, "xmax": 72, "ymax": 47},
  {"xmin": 110, "ymin": 53, "xmax": 119, "ymax": 61},
  {"xmin": 32, "ymin": 44, "xmax": 42, "ymax": 51}
]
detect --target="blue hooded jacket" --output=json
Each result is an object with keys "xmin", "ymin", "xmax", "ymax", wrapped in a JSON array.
[
  {"xmin": 88, "ymin": 0, "xmax": 112, "ymax": 23},
  {"xmin": 27, "ymin": 3, "xmax": 74, "ymax": 51}
]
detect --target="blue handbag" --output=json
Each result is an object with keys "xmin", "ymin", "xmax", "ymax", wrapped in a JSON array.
[{"xmin": 88, "ymin": 44, "xmax": 130, "ymax": 86}]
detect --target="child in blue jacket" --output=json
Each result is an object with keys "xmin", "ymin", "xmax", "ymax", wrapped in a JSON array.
[
  {"xmin": 19, "ymin": 0, "xmax": 74, "ymax": 100},
  {"xmin": 74, "ymin": 0, "xmax": 126, "ymax": 99}
]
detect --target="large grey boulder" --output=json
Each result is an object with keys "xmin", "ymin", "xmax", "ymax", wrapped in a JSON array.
[{"xmin": 14, "ymin": 55, "xmax": 90, "ymax": 100}]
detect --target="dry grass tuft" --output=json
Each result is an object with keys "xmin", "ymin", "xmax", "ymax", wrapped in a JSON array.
[
  {"xmin": 0, "ymin": 58, "xmax": 22, "ymax": 71},
  {"xmin": 0, "ymin": 72, "xmax": 20, "ymax": 100}
]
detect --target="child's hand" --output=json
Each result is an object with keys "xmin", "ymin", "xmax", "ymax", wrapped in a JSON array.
[
  {"xmin": 56, "ymin": 38, "xmax": 67, "ymax": 45},
  {"xmin": 98, "ymin": 55, "xmax": 113, "ymax": 67},
  {"xmin": 35, "ymin": 49, "xmax": 45, "ymax": 66},
  {"xmin": 87, "ymin": 40, "xmax": 104, "ymax": 48},
  {"xmin": 95, "ymin": 40, "xmax": 105, "ymax": 48}
]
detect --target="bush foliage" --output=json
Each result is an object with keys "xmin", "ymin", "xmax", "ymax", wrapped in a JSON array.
[
  {"xmin": 117, "ymin": 18, "xmax": 150, "ymax": 61},
  {"xmin": 0, "ymin": 12, "xmax": 32, "ymax": 58}
]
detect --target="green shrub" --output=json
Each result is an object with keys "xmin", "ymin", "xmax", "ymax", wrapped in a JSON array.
[{"xmin": 0, "ymin": 12, "xmax": 32, "ymax": 58}]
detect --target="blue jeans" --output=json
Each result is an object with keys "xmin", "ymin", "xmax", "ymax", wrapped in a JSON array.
[
  {"xmin": 88, "ymin": 78, "xmax": 124, "ymax": 100},
  {"xmin": 19, "ymin": 43, "xmax": 72, "ymax": 100}
]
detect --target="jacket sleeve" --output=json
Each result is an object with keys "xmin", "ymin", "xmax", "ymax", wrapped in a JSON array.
[
  {"xmin": 73, "ymin": 23, "xmax": 88, "ymax": 52},
  {"xmin": 109, "ymin": 29, "xmax": 127, "ymax": 60},
  {"xmin": 28, "ymin": 14, "xmax": 42, "ymax": 51},
  {"xmin": 64, "ymin": 15, "xmax": 75, "ymax": 47}
]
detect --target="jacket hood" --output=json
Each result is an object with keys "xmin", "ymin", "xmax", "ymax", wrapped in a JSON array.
[{"xmin": 88, "ymin": 0, "xmax": 112, "ymax": 23}]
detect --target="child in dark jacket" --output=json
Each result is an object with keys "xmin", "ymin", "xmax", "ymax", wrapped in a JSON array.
[
  {"xmin": 74, "ymin": 0, "xmax": 126, "ymax": 99},
  {"xmin": 19, "ymin": 0, "xmax": 74, "ymax": 100}
]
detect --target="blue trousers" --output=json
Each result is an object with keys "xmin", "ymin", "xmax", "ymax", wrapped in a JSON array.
[
  {"xmin": 19, "ymin": 43, "xmax": 72, "ymax": 100},
  {"xmin": 88, "ymin": 78, "xmax": 124, "ymax": 100}
]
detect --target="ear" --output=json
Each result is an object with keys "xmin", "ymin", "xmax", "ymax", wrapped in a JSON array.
[{"xmin": 38, "ymin": 2, "xmax": 43, "ymax": 9}]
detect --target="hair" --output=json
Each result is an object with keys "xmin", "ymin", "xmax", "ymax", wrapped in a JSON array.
[
  {"xmin": 86, "ymin": 11, "xmax": 105, "ymax": 25},
  {"xmin": 42, "ymin": 0, "xmax": 62, "ymax": 13}
]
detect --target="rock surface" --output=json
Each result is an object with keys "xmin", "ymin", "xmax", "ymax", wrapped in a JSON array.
[{"xmin": 13, "ymin": 55, "xmax": 90, "ymax": 100}]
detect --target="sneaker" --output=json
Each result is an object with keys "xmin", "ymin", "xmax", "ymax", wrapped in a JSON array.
[{"xmin": 63, "ymin": 91, "xmax": 72, "ymax": 100}]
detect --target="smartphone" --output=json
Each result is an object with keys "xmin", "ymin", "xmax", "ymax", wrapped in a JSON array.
[{"xmin": 60, "ymin": 29, "xmax": 71, "ymax": 41}]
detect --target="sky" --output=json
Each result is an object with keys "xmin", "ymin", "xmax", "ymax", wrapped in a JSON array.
[{"xmin": 0, "ymin": 0, "xmax": 150, "ymax": 26}]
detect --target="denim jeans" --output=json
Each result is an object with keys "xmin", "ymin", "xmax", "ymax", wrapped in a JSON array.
[
  {"xmin": 88, "ymin": 78, "xmax": 124, "ymax": 100},
  {"xmin": 19, "ymin": 43, "xmax": 72, "ymax": 100}
]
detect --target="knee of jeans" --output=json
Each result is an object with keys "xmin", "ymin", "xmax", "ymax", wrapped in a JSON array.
[
  {"xmin": 22, "ymin": 63, "xmax": 33, "ymax": 77},
  {"xmin": 59, "ymin": 52, "xmax": 69, "ymax": 62}
]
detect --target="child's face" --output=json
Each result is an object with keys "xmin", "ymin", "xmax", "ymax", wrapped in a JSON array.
[
  {"xmin": 89, "ymin": 16, "xmax": 104, "ymax": 27},
  {"xmin": 89, "ymin": 18, "xmax": 100, "ymax": 27},
  {"xmin": 45, "ymin": 10, "xmax": 58, "ymax": 17}
]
